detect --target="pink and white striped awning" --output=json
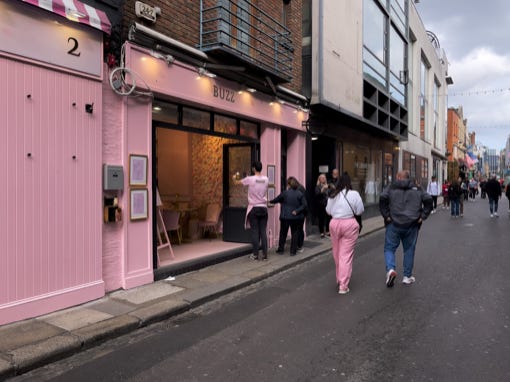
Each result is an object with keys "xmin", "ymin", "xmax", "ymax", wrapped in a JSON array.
[{"xmin": 22, "ymin": 0, "xmax": 111, "ymax": 35}]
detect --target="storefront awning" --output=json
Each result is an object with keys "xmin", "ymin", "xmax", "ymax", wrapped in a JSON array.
[{"xmin": 22, "ymin": 0, "xmax": 111, "ymax": 35}]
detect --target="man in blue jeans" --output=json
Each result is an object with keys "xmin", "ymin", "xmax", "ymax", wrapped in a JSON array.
[{"xmin": 379, "ymin": 170, "xmax": 433, "ymax": 287}]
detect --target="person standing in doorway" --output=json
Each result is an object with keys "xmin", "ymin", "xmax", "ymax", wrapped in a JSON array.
[
  {"xmin": 326, "ymin": 173, "xmax": 364, "ymax": 295},
  {"xmin": 379, "ymin": 170, "xmax": 433, "ymax": 287},
  {"xmin": 314, "ymin": 174, "xmax": 329, "ymax": 238},
  {"xmin": 270, "ymin": 177, "xmax": 308, "ymax": 256},
  {"xmin": 485, "ymin": 174, "xmax": 502, "ymax": 217},
  {"xmin": 233, "ymin": 161, "xmax": 269, "ymax": 260}
]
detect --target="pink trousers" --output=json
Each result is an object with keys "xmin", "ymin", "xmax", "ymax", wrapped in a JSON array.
[{"xmin": 329, "ymin": 217, "xmax": 359, "ymax": 291}]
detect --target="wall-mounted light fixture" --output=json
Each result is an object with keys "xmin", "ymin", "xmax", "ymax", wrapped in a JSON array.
[{"xmin": 197, "ymin": 67, "xmax": 216, "ymax": 79}]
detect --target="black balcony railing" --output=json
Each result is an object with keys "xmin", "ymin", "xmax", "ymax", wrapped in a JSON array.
[{"xmin": 199, "ymin": 0, "xmax": 293, "ymax": 82}]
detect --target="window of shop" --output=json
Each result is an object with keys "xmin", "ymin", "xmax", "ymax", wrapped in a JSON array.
[
  {"xmin": 343, "ymin": 143, "xmax": 383, "ymax": 204},
  {"xmin": 403, "ymin": 150, "xmax": 428, "ymax": 185}
]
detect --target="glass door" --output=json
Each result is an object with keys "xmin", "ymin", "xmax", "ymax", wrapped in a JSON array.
[{"xmin": 222, "ymin": 143, "xmax": 258, "ymax": 242}]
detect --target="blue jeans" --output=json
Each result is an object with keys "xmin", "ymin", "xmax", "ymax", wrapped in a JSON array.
[
  {"xmin": 489, "ymin": 197, "xmax": 499, "ymax": 214},
  {"xmin": 383, "ymin": 223, "xmax": 419, "ymax": 277},
  {"xmin": 450, "ymin": 198, "xmax": 460, "ymax": 216}
]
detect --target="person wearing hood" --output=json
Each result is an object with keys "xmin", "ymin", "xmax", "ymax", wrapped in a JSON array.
[{"xmin": 379, "ymin": 170, "xmax": 433, "ymax": 287}]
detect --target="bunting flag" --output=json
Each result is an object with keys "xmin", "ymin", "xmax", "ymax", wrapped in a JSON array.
[{"xmin": 465, "ymin": 154, "xmax": 476, "ymax": 168}]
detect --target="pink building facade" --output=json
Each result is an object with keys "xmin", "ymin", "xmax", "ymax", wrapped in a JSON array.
[{"xmin": 0, "ymin": 1, "xmax": 308, "ymax": 325}]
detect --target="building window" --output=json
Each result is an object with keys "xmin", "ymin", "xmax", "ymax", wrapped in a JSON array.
[
  {"xmin": 363, "ymin": 0, "xmax": 387, "ymax": 88},
  {"xmin": 363, "ymin": 0, "xmax": 408, "ymax": 107},
  {"xmin": 420, "ymin": 59, "xmax": 428, "ymax": 140},
  {"xmin": 433, "ymin": 79, "xmax": 440, "ymax": 148}
]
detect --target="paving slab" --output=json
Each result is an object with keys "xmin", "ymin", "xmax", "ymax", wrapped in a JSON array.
[
  {"xmin": 128, "ymin": 299, "xmax": 190, "ymax": 326},
  {"xmin": 10, "ymin": 334, "xmax": 81, "ymax": 372},
  {"xmin": 40, "ymin": 307, "xmax": 113, "ymax": 331},
  {"xmin": 84, "ymin": 297, "xmax": 138, "ymax": 316},
  {"xmin": 0, "ymin": 320, "xmax": 64, "ymax": 352},
  {"xmin": 72, "ymin": 315, "xmax": 140, "ymax": 347},
  {"xmin": 110, "ymin": 283, "xmax": 184, "ymax": 305}
]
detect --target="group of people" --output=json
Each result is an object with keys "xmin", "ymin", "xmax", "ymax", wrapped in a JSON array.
[
  {"xmin": 440, "ymin": 174, "xmax": 509, "ymax": 218},
  {"xmin": 235, "ymin": 162, "xmax": 468, "ymax": 296}
]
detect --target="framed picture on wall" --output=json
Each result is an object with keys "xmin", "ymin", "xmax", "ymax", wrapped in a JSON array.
[
  {"xmin": 267, "ymin": 165, "xmax": 275, "ymax": 186},
  {"xmin": 130, "ymin": 189, "xmax": 148, "ymax": 220},
  {"xmin": 267, "ymin": 186, "xmax": 276, "ymax": 206},
  {"xmin": 129, "ymin": 154, "xmax": 148, "ymax": 187}
]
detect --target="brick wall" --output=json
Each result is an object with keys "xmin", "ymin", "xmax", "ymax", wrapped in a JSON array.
[{"xmin": 122, "ymin": 0, "xmax": 302, "ymax": 92}]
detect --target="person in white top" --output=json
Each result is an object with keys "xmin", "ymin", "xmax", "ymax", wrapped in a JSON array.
[
  {"xmin": 233, "ymin": 161, "xmax": 269, "ymax": 260},
  {"xmin": 427, "ymin": 176, "xmax": 440, "ymax": 213},
  {"xmin": 326, "ymin": 172, "xmax": 364, "ymax": 295}
]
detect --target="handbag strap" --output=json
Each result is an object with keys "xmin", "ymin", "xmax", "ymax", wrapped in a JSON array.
[{"xmin": 341, "ymin": 190, "xmax": 356, "ymax": 217}]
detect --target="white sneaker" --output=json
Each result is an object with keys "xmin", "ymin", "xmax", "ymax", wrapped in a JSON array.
[
  {"xmin": 402, "ymin": 276, "xmax": 416, "ymax": 285},
  {"xmin": 494, "ymin": 212, "xmax": 499, "ymax": 217},
  {"xmin": 338, "ymin": 288, "xmax": 350, "ymax": 295},
  {"xmin": 490, "ymin": 214, "xmax": 494, "ymax": 218},
  {"xmin": 386, "ymin": 269, "xmax": 397, "ymax": 288}
]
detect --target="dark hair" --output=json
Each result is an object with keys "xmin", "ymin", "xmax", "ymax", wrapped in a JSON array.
[
  {"xmin": 329, "ymin": 173, "xmax": 352, "ymax": 198},
  {"xmin": 287, "ymin": 176, "xmax": 299, "ymax": 190},
  {"xmin": 252, "ymin": 161, "xmax": 263, "ymax": 172}
]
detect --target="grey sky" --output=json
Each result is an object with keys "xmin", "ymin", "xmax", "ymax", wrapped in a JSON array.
[{"xmin": 415, "ymin": 0, "xmax": 510, "ymax": 150}]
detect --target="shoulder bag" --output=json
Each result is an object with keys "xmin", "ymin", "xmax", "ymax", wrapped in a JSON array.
[{"xmin": 342, "ymin": 191, "xmax": 362, "ymax": 233}]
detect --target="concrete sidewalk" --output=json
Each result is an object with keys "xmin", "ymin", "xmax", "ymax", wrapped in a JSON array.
[{"xmin": 0, "ymin": 216, "xmax": 385, "ymax": 379}]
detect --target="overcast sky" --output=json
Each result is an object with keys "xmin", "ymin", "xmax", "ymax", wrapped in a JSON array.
[{"xmin": 415, "ymin": 0, "xmax": 510, "ymax": 150}]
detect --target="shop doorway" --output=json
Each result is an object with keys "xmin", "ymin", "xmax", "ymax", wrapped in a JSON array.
[{"xmin": 222, "ymin": 143, "xmax": 259, "ymax": 242}]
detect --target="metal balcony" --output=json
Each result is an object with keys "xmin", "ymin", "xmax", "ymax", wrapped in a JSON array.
[{"xmin": 199, "ymin": 0, "xmax": 293, "ymax": 83}]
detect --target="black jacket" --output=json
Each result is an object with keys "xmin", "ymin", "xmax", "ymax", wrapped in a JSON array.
[
  {"xmin": 379, "ymin": 179, "xmax": 433, "ymax": 228},
  {"xmin": 270, "ymin": 188, "xmax": 307, "ymax": 221},
  {"xmin": 485, "ymin": 179, "xmax": 502, "ymax": 199}
]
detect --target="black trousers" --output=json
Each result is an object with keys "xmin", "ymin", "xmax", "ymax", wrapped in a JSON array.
[
  {"xmin": 316, "ymin": 206, "xmax": 327, "ymax": 234},
  {"xmin": 277, "ymin": 219, "xmax": 302, "ymax": 254},
  {"xmin": 248, "ymin": 207, "xmax": 268, "ymax": 257}
]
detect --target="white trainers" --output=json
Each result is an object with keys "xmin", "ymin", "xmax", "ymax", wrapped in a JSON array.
[
  {"xmin": 338, "ymin": 287, "xmax": 350, "ymax": 295},
  {"xmin": 494, "ymin": 212, "xmax": 499, "ymax": 217},
  {"xmin": 386, "ymin": 269, "xmax": 397, "ymax": 288},
  {"xmin": 490, "ymin": 214, "xmax": 494, "ymax": 218},
  {"xmin": 402, "ymin": 276, "xmax": 416, "ymax": 285}
]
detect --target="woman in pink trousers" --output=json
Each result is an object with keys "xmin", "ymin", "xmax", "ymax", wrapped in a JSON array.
[{"xmin": 326, "ymin": 172, "xmax": 364, "ymax": 294}]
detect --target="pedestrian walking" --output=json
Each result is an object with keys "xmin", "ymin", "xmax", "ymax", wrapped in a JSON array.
[
  {"xmin": 314, "ymin": 173, "xmax": 329, "ymax": 238},
  {"xmin": 485, "ymin": 174, "xmax": 502, "ymax": 217},
  {"xmin": 448, "ymin": 178, "xmax": 462, "ymax": 218},
  {"xmin": 427, "ymin": 176, "xmax": 440, "ymax": 213},
  {"xmin": 326, "ymin": 172, "xmax": 364, "ymax": 294},
  {"xmin": 379, "ymin": 170, "xmax": 433, "ymax": 287},
  {"xmin": 480, "ymin": 178, "xmax": 487, "ymax": 199},
  {"xmin": 232, "ymin": 161, "xmax": 269, "ymax": 260},
  {"xmin": 505, "ymin": 182, "xmax": 510, "ymax": 213},
  {"xmin": 270, "ymin": 176, "xmax": 308, "ymax": 256},
  {"xmin": 442, "ymin": 180, "xmax": 450, "ymax": 209},
  {"xmin": 468, "ymin": 178, "xmax": 477, "ymax": 200}
]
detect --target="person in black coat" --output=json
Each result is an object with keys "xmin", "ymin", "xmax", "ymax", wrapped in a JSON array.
[
  {"xmin": 485, "ymin": 174, "xmax": 502, "ymax": 217},
  {"xmin": 270, "ymin": 176, "xmax": 308, "ymax": 256}
]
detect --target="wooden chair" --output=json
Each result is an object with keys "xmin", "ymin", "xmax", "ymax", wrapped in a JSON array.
[
  {"xmin": 198, "ymin": 203, "xmax": 222, "ymax": 238},
  {"xmin": 162, "ymin": 209, "xmax": 182, "ymax": 244}
]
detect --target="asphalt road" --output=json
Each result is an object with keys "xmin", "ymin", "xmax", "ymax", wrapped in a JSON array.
[{"xmin": 10, "ymin": 197, "xmax": 510, "ymax": 382}]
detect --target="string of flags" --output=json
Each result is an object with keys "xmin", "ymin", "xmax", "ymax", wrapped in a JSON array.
[{"xmin": 449, "ymin": 87, "xmax": 510, "ymax": 97}]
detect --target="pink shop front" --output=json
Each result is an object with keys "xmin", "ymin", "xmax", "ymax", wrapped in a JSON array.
[
  {"xmin": 109, "ymin": 42, "xmax": 309, "ymax": 278},
  {"xmin": 0, "ymin": 17, "xmax": 308, "ymax": 324}
]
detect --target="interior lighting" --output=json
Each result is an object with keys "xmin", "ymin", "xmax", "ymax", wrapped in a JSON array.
[{"xmin": 246, "ymin": 88, "xmax": 257, "ymax": 93}]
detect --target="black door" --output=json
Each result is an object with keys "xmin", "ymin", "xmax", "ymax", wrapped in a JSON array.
[{"xmin": 222, "ymin": 143, "xmax": 258, "ymax": 242}]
